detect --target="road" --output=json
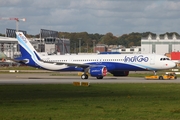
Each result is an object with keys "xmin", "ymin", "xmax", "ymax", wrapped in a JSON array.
[{"xmin": 0, "ymin": 73, "xmax": 180, "ymax": 84}]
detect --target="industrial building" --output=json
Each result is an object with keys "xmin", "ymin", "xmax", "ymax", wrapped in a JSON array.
[
  {"xmin": 0, "ymin": 36, "xmax": 19, "ymax": 58},
  {"xmin": 111, "ymin": 46, "xmax": 141, "ymax": 54},
  {"xmin": 0, "ymin": 29, "xmax": 70, "ymax": 59},
  {"xmin": 141, "ymin": 33, "xmax": 180, "ymax": 55},
  {"xmin": 44, "ymin": 37, "xmax": 70, "ymax": 55}
]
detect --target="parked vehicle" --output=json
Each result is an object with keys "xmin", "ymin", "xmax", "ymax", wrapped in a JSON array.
[{"xmin": 145, "ymin": 73, "xmax": 177, "ymax": 80}]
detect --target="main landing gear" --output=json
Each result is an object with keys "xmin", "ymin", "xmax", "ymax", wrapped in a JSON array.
[
  {"xmin": 81, "ymin": 74, "xmax": 88, "ymax": 79},
  {"xmin": 153, "ymin": 71, "xmax": 157, "ymax": 75},
  {"xmin": 96, "ymin": 76, "xmax": 103, "ymax": 79},
  {"xmin": 81, "ymin": 74, "xmax": 103, "ymax": 79}
]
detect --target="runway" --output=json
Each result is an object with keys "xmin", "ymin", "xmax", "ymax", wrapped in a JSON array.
[{"xmin": 0, "ymin": 73, "xmax": 180, "ymax": 84}]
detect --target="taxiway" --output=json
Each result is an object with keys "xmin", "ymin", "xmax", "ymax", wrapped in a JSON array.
[{"xmin": 0, "ymin": 73, "xmax": 180, "ymax": 84}]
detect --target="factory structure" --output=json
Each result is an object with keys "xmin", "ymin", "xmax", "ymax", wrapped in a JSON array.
[
  {"xmin": 141, "ymin": 33, "xmax": 180, "ymax": 55},
  {"xmin": 109, "ymin": 33, "xmax": 180, "ymax": 55},
  {"xmin": 141, "ymin": 33, "xmax": 180, "ymax": 63},
  {"xmin": 0, "ymin": 29, "xmax": 70, "ymax": 59}
]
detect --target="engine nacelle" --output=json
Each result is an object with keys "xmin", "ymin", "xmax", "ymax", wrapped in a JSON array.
[
  {"xmin": 89, "ymin": 66, "xmax": 107, "ymax": 77},
  {"xmin": 110, "ymin": 71, "xmax": 129, "ymax": 77}
]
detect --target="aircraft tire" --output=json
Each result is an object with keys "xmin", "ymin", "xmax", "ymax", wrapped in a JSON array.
[
  {"xmin": 81, "ymin": 74, "xmax": 88, "ymax": 79},
  {"xmin": 159, "ymin": 76, "xmax": 163, "ymax": 80},
  {"xmin": 96, "ymin": 76, "xmax": 103, "ymax": 79}
]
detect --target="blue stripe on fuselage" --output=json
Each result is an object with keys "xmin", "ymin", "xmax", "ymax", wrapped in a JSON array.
[
  {"xmin": 39, "ymin": 62, "xmax": 155, "ymax": 72},
  {"xmin": 18, "ymin": 45, "xmax": 37, "ymax": 67},
  {"xmin": 17, "ymin": 35, "xmax": 39, "ymax": 63}
]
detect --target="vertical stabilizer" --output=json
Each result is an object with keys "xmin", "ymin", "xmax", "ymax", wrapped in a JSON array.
[
  {"xmin": 16, "ymin": 32, "xmax": 41, "ymax": 60},
  {"xmin": 16, "ymin": 32, "xmax": 42, "ymax": 66}
]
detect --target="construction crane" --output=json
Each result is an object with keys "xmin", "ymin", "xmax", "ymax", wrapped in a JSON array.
[{"xmin": 0, "ymin": 17, "xmax": 26, "ymax": 32}]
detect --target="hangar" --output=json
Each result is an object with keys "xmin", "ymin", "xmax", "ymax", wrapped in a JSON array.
[{"xmin": 141, "ymin": 33, "xmax": 180, "ymax": 55}]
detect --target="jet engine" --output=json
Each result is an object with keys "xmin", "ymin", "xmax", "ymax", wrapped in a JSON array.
[{"xmin": 89, "ymin": 66, "xmax": 107, "ymax": 78}]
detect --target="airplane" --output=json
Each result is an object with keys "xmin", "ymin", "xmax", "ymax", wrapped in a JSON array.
[{"xmin": 14, "ymin": 32, "xmax": 176, "ymax": 79}]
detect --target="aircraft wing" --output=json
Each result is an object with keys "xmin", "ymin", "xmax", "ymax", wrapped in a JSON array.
[{"xmin": 41, "ymin": 60, "xmax": 90, "ymax": 68}]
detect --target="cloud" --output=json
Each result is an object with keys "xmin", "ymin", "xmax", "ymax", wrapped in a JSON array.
[
  {"xmin": 0, "ymin": 0, "xmax": 180, "ymax": 35},
  {"xmin": 0, "ymin": 0, "xmax": 22, "ymax": 6}
]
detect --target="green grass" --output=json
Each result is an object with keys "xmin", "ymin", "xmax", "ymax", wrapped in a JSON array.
[{"xmin": 1, "ymin": 84, "xmax": 180, "ymax": 120}]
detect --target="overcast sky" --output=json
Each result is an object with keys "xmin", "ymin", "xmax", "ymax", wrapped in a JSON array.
[{"xmin": 0, "ymin": 0, "xmax": 180, "ymax": 36}]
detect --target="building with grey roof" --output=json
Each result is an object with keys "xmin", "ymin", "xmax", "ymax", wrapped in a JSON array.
[{"xmin": 141, "ymin": 33, "xmax": 180, "ymax": 55}]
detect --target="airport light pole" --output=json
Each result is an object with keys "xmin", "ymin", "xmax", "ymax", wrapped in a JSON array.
[
  {"xmin": 87, "ymin": 43, "xmax": 88, "ymax": 53},
  {"xmin": 62, "ymin": 35, "xmax": 65, "ymax": 55},
  {"xmin": 74, "ymin": 43, "xmax": 76, "ymax": 54},
  {"xmin": 79, "ymin": 38, "xmax": 81, "ymax": 53},
  {"xmin": 92, "ymin": 40, "xmax": 96, "ymax": 53}
]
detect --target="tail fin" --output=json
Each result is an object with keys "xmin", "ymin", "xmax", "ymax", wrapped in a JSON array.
[{"xmin": 16, "ymin": 32, "xmax": 41, "ymax": 64}]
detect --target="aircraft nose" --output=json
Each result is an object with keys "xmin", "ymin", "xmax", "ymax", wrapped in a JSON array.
[
  {"xmin": 170, "ymin": 61, "xmax": 176, "ymax": 68},
  {"xmin": 165, "ymin": 61, "xmax": 176, "ymax": 69}
]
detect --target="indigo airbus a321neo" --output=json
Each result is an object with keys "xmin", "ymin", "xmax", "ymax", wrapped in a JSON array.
[{"xmin": 14, "ymin": 32, "xmax": 176, "ymax": 79}]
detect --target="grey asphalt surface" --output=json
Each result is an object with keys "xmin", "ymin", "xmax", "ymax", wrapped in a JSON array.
[{"xmin": 0, "ymin": 73, "xmax": 180, "ymax": 84}]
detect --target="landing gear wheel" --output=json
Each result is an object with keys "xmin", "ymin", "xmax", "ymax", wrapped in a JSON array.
[
  {"xmin": 159, "ymin": 76, "xmax": 163, "ymax": 80},
  {"xmin": 81, "ymin": 74, "xmax": 88, "ymax": 79},
  {"xmin": 96, "ymin": 76, "xmax": 103, "ymax": 79}
]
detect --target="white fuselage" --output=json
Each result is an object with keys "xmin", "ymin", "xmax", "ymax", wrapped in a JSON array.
[{"xmin": 38, "ymin": 54, "xmax": 176, "ymax": 71}]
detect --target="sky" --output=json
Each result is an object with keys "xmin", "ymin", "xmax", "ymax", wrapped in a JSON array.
[{"xmin": 0, "ymin": 0, "xmax": 180, "ymax": 36}]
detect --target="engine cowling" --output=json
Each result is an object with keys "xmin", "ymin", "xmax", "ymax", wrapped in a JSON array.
[
  {"xmin": 110, "ymin": 71, "xmax": 129, "ymax": 77},
  {"xmin": 89, "ymin": 66, "xmax": 107, "ymax": 77}
]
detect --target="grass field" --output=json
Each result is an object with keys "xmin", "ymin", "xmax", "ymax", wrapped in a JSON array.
[{"xmin": 1, "ymin": 84, "xmax": 180, "ymax": 120}]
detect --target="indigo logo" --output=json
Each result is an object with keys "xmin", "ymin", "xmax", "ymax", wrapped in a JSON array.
[{"xmin": 124, "ymin": 55, "xmax": 149, "ymax": 62}]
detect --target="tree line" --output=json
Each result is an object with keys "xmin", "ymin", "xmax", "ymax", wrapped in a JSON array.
[{"xmin": 58, "ymin": 32, "xmax": 179, "ymax": 53}]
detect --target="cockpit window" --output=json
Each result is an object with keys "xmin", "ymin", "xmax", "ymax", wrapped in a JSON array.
[{"xmin": 160, "ymin": 58, "xmax": 170, "ymax": 61}]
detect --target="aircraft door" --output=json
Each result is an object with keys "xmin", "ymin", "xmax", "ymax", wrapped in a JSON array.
[
  {"xmin": 150, "ymin": 55, "xmax": 155, "ymax": 65},
  {"xmin": 96, "ymin": 57, "xmax": 102, "ymax": 64},
  {"xmin": 68, "ymin": 57, "xmax": 73, "ymax": 62}
]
